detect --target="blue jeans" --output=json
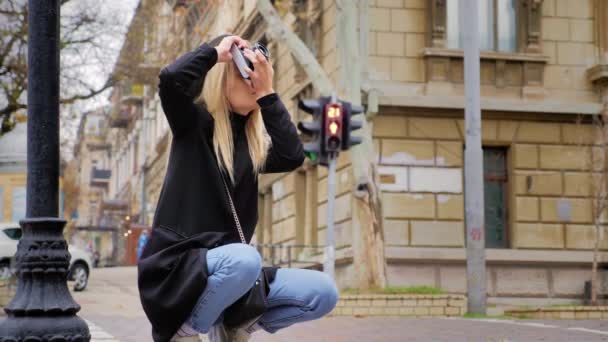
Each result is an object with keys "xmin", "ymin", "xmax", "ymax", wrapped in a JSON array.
[{"xmin": 185, "ymin": 243, "xmax": 339, "ymax": 334}]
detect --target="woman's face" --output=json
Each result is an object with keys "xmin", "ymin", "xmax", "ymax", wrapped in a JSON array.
[{"xmin": 225, "ymin": 61, "xmax": 258, "ymax": 116}]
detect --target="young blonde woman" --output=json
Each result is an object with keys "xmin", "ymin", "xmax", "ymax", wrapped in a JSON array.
[{"xmin": 137, "ymin": 35, "xmax": 339, "ymax": 342}]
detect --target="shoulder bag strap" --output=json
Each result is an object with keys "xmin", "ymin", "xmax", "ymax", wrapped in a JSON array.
[{"xmin": 218, "ymin": 166, "xmax": 247, "ymax": 244}]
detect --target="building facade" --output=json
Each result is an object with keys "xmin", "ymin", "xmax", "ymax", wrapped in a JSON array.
[
  {"xmin": 104, "ymin": 0, "xmax": 608, "ymax": 304},
  {"xmin": 70, "ymin": 108, "xmax": 115, "ymax": 263},
  {"xmin": 0, "ymin": 120, "xmax": 67, "ymax": 224},
  {"xmin": 0, "ymin": 122, "xmax": 27, "ymax": 224}
]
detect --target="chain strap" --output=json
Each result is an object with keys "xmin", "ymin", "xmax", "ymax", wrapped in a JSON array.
[{"xmin": 220, "ymin": 174, "xmax": 247, "ymax": 244}]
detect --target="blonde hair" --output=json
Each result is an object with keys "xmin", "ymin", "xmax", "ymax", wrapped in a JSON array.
[{"xmin": 197, "ymin": 61, "xmax": 271, "ymax": 183}]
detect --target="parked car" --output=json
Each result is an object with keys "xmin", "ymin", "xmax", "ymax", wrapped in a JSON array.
[
  {"xmin": 0, "ymin": 222, "xmax": 20, "ymax": 279},
  {"xmin": 0, "ymin": 222, "xmax": 92, "ymax": 291}
]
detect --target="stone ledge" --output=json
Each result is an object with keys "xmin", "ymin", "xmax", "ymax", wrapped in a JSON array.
[
  {"xmin": 331, "ymin": 294, "xmax": 466, "ymax": 317},
  {"xmin": 361, "ymin": 80, "xmax": 603, "ymax": 115},
  {"xmin": 423, "ymin": 47, "xmax": 550, "ymax": 63},
  {"xmin": 506, "ymin": 306, "xmax": 608, "ymax": 319},
  {"xmin": 385, "ymin": 247, "xmax": 608, "ymax": 265}
]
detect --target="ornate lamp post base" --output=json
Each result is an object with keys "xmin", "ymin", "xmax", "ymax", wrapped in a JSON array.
[
  {"xmin": 0, "ymin": 218, "xmax": 91, "ymax": 341},
  {"xmin": 0, "ymin": 316, "xmax": 90, "ymax": 341}
]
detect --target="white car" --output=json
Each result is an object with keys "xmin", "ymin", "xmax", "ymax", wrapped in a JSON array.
[{"xmin": 0, "ymin": 222, "xmax": 92, "ymax": 291}]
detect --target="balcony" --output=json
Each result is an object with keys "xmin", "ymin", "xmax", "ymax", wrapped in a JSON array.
[
  {"xmin": 136, "ymin": 62, "xmax": 162, "ymax": 84},
  {"xmin": 108, "ymin": 102, "xmax": 142, "ymax": 129},
  {"xmin": 173, "ymin": 0, "xmax": 187, "ymax": 9},
  {"xmin": 121, "ymin": 83, "xmax": 144, "ymax": 105},
  {"xmin": 109, "ymin": 106, "xmax": 130, "ymax": 128},
  {"xmin": 90, "ymin": 167, "xmax": 111, "ymax": 188}
]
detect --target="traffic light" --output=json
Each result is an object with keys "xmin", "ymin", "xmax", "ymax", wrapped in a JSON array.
[
  {"xmin": 298, "ymin": 96, "xmax": 365, "ymax": 164},
  {"xmin": 341, "ymin": 101, "xmax": 364, "ymax": 150},
  {"xmin": 323, "ymin": 102, "xmax": 343, "ymax": 153},
  {"xmin": 297, "ymin": 97, "xmax": 329, "ymax": 164}
]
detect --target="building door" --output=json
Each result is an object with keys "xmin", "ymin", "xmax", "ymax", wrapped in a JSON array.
[{"xmin": 483, "ymin": 147, "xmax": 509, "ymax": 248}]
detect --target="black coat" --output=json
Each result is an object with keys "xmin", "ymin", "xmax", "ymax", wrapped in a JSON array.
[{"xmin": 137, "ymin": 43, "xmax": 304, "ymax": 342}]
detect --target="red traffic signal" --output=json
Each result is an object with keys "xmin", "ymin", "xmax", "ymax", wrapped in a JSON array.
[{"xmin": 324, "ymin": 103, "xmax": 343, "ymax": 153}]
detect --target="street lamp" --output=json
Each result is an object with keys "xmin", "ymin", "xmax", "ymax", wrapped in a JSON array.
[{"xmin": 0, "ymin": 1, "xmax": 90, "ymax": 340}]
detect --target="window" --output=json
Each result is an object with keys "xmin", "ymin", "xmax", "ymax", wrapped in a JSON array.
[
  {"xmin": 483, "ymin": 148, "xmax": 509, "ymax": 248},
  {"xmin": 11, "ymin": 186, "xmax": 26, "ymax": 222},
  {"xmin": 3, "ymin": 228, "xmax": 22, "ymax": 240},
  {"xmin": 446, "ymin": 0, "xmax": 517, "ymax": 52}
]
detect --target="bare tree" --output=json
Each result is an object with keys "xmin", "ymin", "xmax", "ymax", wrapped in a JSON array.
[{"xmin": 0, "ymin": 0, "xmax": 136, "ymax": 137}]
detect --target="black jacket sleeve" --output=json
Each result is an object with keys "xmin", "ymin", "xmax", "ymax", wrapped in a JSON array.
[
  {"xmin": 158, "ymin": 43, "xmax": 218, "ymax": 137},
  {"xmin": 258, "ymin": 93, "xmax": 305, "ymax": 173}
]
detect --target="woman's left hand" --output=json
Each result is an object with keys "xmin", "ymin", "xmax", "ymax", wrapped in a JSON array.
[{"xmin": 243, "ymin": 49, "xmax": 274, "ymax": 100}]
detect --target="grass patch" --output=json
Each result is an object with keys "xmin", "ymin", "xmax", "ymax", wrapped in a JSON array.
[
  {"xmin": 341, "ymin": 286, "xmax": 445, "ymax": 295},
  {"xmin": 463, "ymin": 313, "xmax": 516, "ymax": 320},
  {"xmin": 547, "ymin": 303, "xmax": 580, "ymax": 308}
]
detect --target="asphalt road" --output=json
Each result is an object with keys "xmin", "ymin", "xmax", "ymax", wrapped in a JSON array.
[{"xmin": 68, "ymin": 267, "xmax": 608, "ymax": 342}]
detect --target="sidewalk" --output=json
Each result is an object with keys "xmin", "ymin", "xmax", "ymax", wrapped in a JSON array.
[{"xmin": 87, "ymin": 319, "xmax": 120, "ymax": 342}]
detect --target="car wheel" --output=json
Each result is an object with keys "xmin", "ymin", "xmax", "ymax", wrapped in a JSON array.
[{"xmin": 71, "ymin": 263, "xmax": 88, "ymax": 291}]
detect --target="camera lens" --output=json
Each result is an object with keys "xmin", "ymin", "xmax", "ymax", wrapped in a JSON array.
[{"xmin": 253, "ymin": 42, "xmax": 270, "ymax": 60}]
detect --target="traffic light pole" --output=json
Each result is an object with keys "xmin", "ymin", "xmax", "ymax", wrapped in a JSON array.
[
  {"xmin": 298, "ymin": 94, "xmax": 360, "ymax": 280},
  {"xmin": 324, "ymin": 153, "xmax": 337, "ymax": 279},
  {"xmin": 462, "ymin": 0, "xmax": 486, "ymax": 315}
]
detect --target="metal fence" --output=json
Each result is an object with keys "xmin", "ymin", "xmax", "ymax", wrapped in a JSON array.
[{"xmin": 251, "ymin": 244, "xmax": 326, "ymax": 269}]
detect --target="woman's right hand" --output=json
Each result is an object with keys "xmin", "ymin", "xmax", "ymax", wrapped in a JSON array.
[{"xmin": 214, "ymin": 36, "xmax": 249, "ymax": 63}]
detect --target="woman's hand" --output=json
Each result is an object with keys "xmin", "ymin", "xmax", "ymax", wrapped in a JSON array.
[
  {"xmin": 243, "ymin": 49, "xmax": 275, "ymax": 100},
  {"xmin": 214, "ymin": 36, "xmax": 249, "ymax": 63}
]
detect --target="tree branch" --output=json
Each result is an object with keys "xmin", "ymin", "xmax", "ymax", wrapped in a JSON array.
[
  {"xmin": 256, "ymin": 0, "xmax": 334, "ymax": 96},
  {"xmin": 60, "ymin": 78, "xmax": 115, "ymax": 105}
]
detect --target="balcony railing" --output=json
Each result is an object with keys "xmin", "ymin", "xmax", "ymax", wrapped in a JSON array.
[
  {"xmin": 121, "ymin": 83, "xmax": 144, "ymax": 105},
  {"xmin": 108, "ymin": 102, "xmax": 142, "ymax": 129}
]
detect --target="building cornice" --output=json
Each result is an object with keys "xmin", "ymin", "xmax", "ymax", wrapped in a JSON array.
[{"xmin": 363, "ymin": 80, "xmax": 603, "ymax": 115}]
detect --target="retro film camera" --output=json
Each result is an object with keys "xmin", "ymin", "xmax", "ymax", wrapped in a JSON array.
[{"xmin": 230, "ymin": 42, "xmax": 270, "ymax": 79}]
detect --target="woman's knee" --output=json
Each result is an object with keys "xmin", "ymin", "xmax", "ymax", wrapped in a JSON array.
[
  {"xmin": 294, "ymin": 271, "xmax": 339, "ymax": 319},
  {"xmin": 217, "ymin": 243, "xmax": 262, "ymax": 284},
  {"xmin": 315, "ymin": 273, "xmax": 339, "ymax": 315}
]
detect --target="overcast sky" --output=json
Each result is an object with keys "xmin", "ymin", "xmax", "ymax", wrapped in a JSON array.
[
  {"xmin": 75, "ymin": 0, "xmax": 140, "ymax": 110},
  {"xmin": 60, "ymin": 0, "xmax": 140, "ymax": 160}
]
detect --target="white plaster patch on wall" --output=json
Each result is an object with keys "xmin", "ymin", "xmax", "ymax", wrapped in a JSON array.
[
  {"xmin": 381, "ymin": 152, "xmax": 434, "ymax": 166},
  {"xmin": 272, "ymin": 180, "xmax": 284, "ymax": 201},
  {"xmin": 557, "ymin": 198, "xmax": 571, "ymax": 221},
  {"xmin": 437, "ymin": 194, "xmax": 452, "ymax": 204},
  {"xmin": 435, "ymin": 156, "xmax": 447, "ymax": 166},
  {"xmin": 409, "ymin": 167, "xmax": 463, "ymax": 193},
  {"xmin": 378, "ymin": 166, "xmax": 409, "ymax": 192},
  {"xmin": 340, "ymin": 169, "xmax": 349, "ymax": 185}
]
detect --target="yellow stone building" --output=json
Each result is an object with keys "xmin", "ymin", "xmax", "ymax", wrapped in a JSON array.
[
  {"xmin": 0, "ymin": 121, "xmax": 67, "ymax": 224},
  {"xmin": 248, "ymin": 0, "xmax": 608, "ymax": 304},
  {"xmin": 113, "ymin": 0, "xmax": 608, "ymax": 304},
  {"xmin": 70, "ymin": 108, "xmax": 116, "ymax": 264},
  {"xmin": 0, "ymin": 123, "xmax": 27, "ymax": 223}
]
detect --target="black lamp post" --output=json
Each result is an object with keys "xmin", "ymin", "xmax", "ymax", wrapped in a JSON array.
[{"xmin": 0, "ymin": 1, "xmax": 90, "ymax": 340}]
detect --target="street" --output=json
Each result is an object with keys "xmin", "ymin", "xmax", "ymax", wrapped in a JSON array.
[{"xmin": 71, "ymin": 267, "xmax": 608, "ymax": 342}]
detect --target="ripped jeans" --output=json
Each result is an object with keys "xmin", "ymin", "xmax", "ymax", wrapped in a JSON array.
[{"xmin": 184, "ymin": 243, "xmax": 339, "ymax": 334}]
